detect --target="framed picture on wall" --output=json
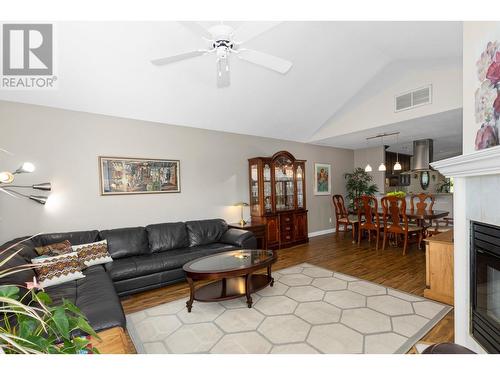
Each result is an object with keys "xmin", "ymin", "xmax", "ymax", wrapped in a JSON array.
[
  {"xmin": 99, "ymin": 156, "xmax": 180, "ymax": 195},
  {"xmin": 314, "ymin": 163, "xmax": 331, "ymax": 195}
]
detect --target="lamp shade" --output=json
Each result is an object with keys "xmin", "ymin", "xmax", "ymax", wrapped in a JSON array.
[
  {"xmin": 364, "ymin": 164, "xmax": 372, "ymax": 172},
  {"xmin": 393, "ymin": 161, "xmax": 402, "ymax": 171},
  {"xmin": 29, "ymin": 195, "xmax": 48, "ymax": 205},
  {"xmin": 32, "ymin": 182, "xmax": 52, "ymax": 191},
  {"xmin": 378, "ymin": 163, "xmax": 386, "ymax": 172}
]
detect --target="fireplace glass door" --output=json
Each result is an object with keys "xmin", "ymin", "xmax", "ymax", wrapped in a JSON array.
[
  {"xmin": 475, "ymin": 250, "xmax": 500, "ymax": 326},
  {"xmin": 471, "ymin": 221, "xmax": 500, "ymax": 353}
]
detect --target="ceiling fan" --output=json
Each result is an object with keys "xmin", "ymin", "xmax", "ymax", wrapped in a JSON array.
[{"xmin": 151, "ymin": 22, "xmax": 293, "ymax": 88}]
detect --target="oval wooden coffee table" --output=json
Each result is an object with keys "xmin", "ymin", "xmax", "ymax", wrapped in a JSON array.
[{"xmin": 183, "ymin": 249, "xmax": 277, "ymax": 312}]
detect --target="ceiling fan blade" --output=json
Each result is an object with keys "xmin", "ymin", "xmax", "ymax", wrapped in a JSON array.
[
  {"xmin": 151, "ymin": 50, "xmax": 207, "ymax": 66},
  {"xmin": 217, "ymin": 57, "xmax": 230, "ymax": 88},
  {"xmin": 238, "ymin": 49, "xmax": 292, "ymax": 74},
  {"xmin": 234, "ymin": 22, "xmax": 281, "ymax": 44},
  {"xmin": 178, "ymin": 21, "xmax": 212, "ymax": 40}
]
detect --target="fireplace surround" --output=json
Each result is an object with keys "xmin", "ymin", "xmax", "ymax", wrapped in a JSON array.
[
  {"xmin": 470, "ymin": 221, "xmax": 500, "ymax": 353},
  {"xmin": 431, "ymin": 145, "xmax": 500, "ymax": 353}
]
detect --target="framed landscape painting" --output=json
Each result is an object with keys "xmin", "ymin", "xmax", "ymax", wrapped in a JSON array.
[
  {"xmin": 314, "ymin": 163, "xmax": 331, "ymax": 195},
  {"xmin": 99, "ymin": 156, "xmax": 180, "ymax": 195}
]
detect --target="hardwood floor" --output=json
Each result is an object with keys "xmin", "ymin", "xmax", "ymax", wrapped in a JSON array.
[{"xmin": 120, "ymin": 232, "xmax": 454, "ymax": 353}]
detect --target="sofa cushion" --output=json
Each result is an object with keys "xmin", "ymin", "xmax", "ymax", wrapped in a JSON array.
[
  {"xmin": 34, "ymin": 240, "xmax": 73, "ymax": 256},
  {"xmin": 99, "ymin": 227, "xmax": 149, "ymax": 259},
  {"xmin": 113, "ymin": 268, "xmax": 186, "ymax": 296},
  {"xmin": 46, "ymin": 265, "xmax": 126, "ymax": 332},
  {"xmin": 31, "ymin": 252, "xmax": 85, "ymax": 288},
  {"xmin": 44, "ymin": 277, "xmax": 77, "ymax": 304},
  {"xmin": 75, "ymin": 266, "xmax": 126, "ymax": 331},
  {"xmin": 146, "ymin": 222, "xmax": 189, "ymax": 253},
  {"xmin": 72, "ymin": 240, "xmax": 113, "ymax": 268},
  {"xmin": 185, "ymin": 219, "xmax": 228, "ymax": 247},
  {"xmin": 36, "ymin": 230, "xmax": 100, "ymax": 247},
  {"xmin": 1, "ymin": 237, "xmax": 39, "ymax": 261},
  {"xmin": 0, "ymin": 251, "xmax": 35, "ymax": 291},
  {"xmin": 105, "ymin": 243, "xmax": 237, "ymax": 281},
  {"xmin": 220, "ymin": 228, "xmax": 257, "ymax": 248},
  {"xmin": 164, "ymin": 243, "xmax": 237, "ymax": 269}
]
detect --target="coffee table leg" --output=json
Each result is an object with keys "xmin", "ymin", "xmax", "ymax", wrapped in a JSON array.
[
  {"xmin": 245, "ymin": 274, "xmax": 253, "ymax": 308},
  {"xmin": 267, "ymin": 265, "xmax": 274, "ymax": 287},
  {"xmin": 186, "ymin": 277, "xmax": 194, "ymax": 313}
]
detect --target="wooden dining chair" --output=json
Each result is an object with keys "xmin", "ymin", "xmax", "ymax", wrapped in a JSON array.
[
  {"xmin": 355, "ymin": 195, "xmax": 382, "ymax": 250},
  {"xmin": 410, "ymin": 193, "xmax": 435, "ymax": 233},
  {"xmin": 332, "ymin": 194, "xmax": 358, "ymax": 241},
  {"xmin": 410, "ymin": 193, "xmax": 435, "ymax": 211},
  {"xmin": 381, "ymin": 195, "xmax": 424, "ymax": 255}
]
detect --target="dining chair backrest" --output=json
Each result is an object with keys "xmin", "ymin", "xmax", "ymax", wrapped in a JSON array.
[
  {"xmin": 410, "ymin": 193, "xmax": 435, "ymax": 211},
  {"xmin": 355, "ymin": 195, "xmax": 379, "ymax": 228},
  {"xmin": 332, "ymin": 195, "xmax": 349, "ymax": 220},
  {"xmin": 381, "ymin": 195, "xmax": 408, "ymax": 233}
]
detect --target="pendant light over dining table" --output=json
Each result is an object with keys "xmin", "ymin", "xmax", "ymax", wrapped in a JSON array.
[
  {"xmin": 364, "ymin": 139, "xmax": 373, "ymax": 172},
  {"xmin": 377, "ymin": 134, "xmax": 386, "ymax": 171},
  {"xmin": 393, "ymin": 133, "xmax": 402, "ymax": 171},
  {"xmin": 364, "ymin": 132, "xmax": 401, "ymax": 173}
]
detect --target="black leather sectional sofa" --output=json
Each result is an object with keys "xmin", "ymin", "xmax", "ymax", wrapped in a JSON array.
[{"xmin": 0, "ymin": 219, "xmax": 256, "ymax": 333}]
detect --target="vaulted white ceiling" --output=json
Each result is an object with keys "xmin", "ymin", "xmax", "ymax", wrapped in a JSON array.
[{"xmin": 0, "ymin": 21, "xmax": 462, "ymax": 143}]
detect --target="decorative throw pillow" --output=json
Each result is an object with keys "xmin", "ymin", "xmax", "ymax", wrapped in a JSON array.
[
  {"xmin": 31, "ymin": 252, "xmax": 85, "ymax": 288},
  {"xmin": 72, "ymin": 240, "xmax": 113, "ymax": 268},
  {"xmin": 34, "ymin": 240, "xmax": 73, "ymax": 256}
]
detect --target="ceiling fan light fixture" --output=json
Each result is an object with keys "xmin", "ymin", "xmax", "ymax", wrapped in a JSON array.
[
  {"xmin": 151, "ymin": 22, "xmax": 293, "ymax": 88},
  {"xmin": 29, "ymin": 195, "xmax": 48, "ymax": 205}
]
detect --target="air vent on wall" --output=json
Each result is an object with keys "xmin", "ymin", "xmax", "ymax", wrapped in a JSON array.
[{"xmin": 395, "ymin": 85, "xmax": 432, "ymax": 112}]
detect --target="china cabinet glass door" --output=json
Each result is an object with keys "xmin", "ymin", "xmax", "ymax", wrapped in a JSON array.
[
  {"xmin": 250, "ymin": 163, "xmax": 259, "ymax": 215},
  {"xmin": 296, "ymin": 164, "xmax": 304, "ymax": 208},
  {"xmin": 263, "ymin": 163, "xmax": 272, "ymax": 212},
  {"xmin": 274, "ymin": 156, "xmax": 295, "ymax": 211}
]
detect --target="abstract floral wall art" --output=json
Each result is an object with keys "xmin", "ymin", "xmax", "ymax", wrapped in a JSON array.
[{"xmin": 475, "ymin": 40, "xmax": 500, "ymax": 150}]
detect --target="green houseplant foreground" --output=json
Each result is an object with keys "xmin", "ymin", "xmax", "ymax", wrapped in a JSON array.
[{"xmin": 0, "ymin": 239, "xmax": 99, "ymax": 354}]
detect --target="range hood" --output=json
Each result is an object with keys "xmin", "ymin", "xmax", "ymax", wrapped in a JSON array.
[{"xmin": 412, "ymin": 139, "xmax": 434, "ymax": 170}]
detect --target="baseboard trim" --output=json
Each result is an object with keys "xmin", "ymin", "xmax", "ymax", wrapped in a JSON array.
[{"xmin": 308, "ymin": 228, "xmax": 335, "ymax": 237}]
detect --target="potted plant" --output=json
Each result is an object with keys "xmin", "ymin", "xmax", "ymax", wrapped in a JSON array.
[
  {"xmin": 0, "ymin": 239, "xmax": 99, "ymax": 354},
  {"xmin": 344, "ymin": 168, "xmax": 379, "ymax": 209}
]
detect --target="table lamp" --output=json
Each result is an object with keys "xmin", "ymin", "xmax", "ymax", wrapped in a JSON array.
[{"xmin": 234, "ymin": 202, "xmax": 249, "ymax": 226}]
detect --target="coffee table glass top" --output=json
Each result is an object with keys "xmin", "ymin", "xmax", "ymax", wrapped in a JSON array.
[{"xmin": 184, "ymin": 250, "xmax": 274, "ymax": 273}]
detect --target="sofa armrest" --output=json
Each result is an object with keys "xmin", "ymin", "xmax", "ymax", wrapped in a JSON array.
[{"xmin": 220, "ymin": 228, "xmax": 257, "ymax": 249}]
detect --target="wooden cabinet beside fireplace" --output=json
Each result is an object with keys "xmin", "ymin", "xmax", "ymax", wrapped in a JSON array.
[{"xmin": 248, "ymin": 151, "xmax": 308, "ymax": 250}]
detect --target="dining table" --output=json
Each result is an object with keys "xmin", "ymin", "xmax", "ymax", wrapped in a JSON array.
[
  {"xmin": 376, "ymin": 208, "xmax": 450, "ymax": 239},
  {"xmin": 350, "ymin": 208, "xmax": 450, "ymax": 242},
  {"xmin": 376, "ymin": 208, "xmax": 449, "ymax": 222}
]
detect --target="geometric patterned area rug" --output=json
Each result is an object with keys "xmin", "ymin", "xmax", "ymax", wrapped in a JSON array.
[{"xmin": 126, "ymin": 263, "xmax": 452, "ymax": 354}]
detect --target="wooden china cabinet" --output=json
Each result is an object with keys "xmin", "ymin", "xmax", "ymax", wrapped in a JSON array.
[{"xmin": 248, "ymin": 151, "xmax": 308, "ymax": 250}]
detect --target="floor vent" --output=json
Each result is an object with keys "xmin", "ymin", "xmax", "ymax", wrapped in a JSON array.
[{"xmin": 395, "ymin": 85, "xmax": 432, "ymax": 112}]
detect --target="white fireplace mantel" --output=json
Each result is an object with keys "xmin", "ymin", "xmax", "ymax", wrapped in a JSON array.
[
  {"xmin": 431, "ymin": 145, "xmax": 500, "ymax": 353},
  {"xmin": 431, "ymin": 146, "xmax": 500, "ymax": 177}
]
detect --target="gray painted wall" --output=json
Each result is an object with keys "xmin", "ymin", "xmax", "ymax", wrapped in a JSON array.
[{"xmin": 0, "ymin": 101, "xmax": 354, "ymax": 243}]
